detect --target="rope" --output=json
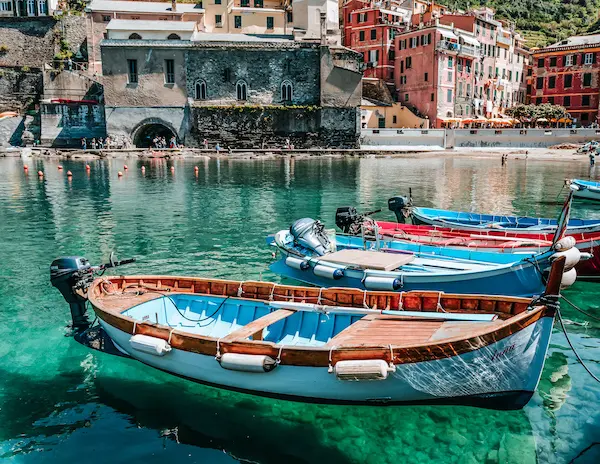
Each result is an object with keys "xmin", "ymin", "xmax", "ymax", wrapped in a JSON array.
[
  {"xmin": 561, "ymin": 295, "xmax": 600, "ymax": 322},
  {"xmin": 556, "ymin": 308, "xmax": 600, "ymax": 383}
]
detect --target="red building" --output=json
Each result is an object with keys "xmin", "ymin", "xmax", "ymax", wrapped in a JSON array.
[
  {"xmin": 342, "ymin": 0, "xmax": 412, "ymax": 84},
  {"xmin": 530, "ymin": 34, "xmax": 600, "ymax": 126}
]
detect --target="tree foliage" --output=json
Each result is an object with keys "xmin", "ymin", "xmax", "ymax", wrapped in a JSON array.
[
  {"xmin": 439, "ymin": 0, "xmax": 600, "ymax": 47},
  {"xmin": 505, "ymin": 103, "xmax": 568, "ymax": 120}
]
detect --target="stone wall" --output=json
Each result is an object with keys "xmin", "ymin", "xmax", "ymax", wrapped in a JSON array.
[
  {"xmin": 0, "ymin": 17, "xmax": 57, "ymax": 68},
  {"xmin": 104, "ymin": 106, "xmax": 188, "ymax": 145},
  {"xmin": 0, "ymin": 67, "xmax": 43, "ymax": 112},
  {"xmin": 189, "ymin": 106, "xmax": 359, "ymax": 148},
  {"xmin": 59, "ymin": 14, "xmax": 88, "ymax": 60}
]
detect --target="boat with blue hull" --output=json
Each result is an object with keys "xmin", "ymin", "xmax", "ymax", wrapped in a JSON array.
[
  {"xmin": 410, "ymin": 206, "xmax": 600, "ymax": 233},
  {"xmin": 568, "ymin": 179, "xmax": 600, "ymax": 202},
  {"xmin": 268, "ymin": 218, "xmax": 581, "ymax": 298}
]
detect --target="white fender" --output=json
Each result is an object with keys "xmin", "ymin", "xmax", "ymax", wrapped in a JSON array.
[
  {"xmin": 334, "ymin": 360, "xmax": 395, "ymax": 381},
  {"xmin": 553, "ymin": 236, "xmax": 576, "ymax": 251},
  {"xmin": 130, "ymin": 334, "xmax": 172, "ymax": 356},
  {"xmin": 219, "ymin": 353, "xmax": 277, "ymax": 373},
  {"xmin": 560, "ymin": 268, "xmax": 577, "ymax": 289},
  {"xmin": 551, "ymin": 247, "xmax": 581, "ymax": 270}
]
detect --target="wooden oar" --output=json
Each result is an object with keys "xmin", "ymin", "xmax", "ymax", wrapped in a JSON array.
[{"xmin": 268, "ymin": 301, "xmax": 498, "ymax": 322}]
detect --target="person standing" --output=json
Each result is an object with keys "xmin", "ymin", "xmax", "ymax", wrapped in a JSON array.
[
  {"xmin": 81, "ymin": 138, "xmax": 87, "ymax": 150},
  {"xmin": 91, "ymin": 138, "xmax": 96, "ymax": 149},
  {"xmin": 203, "ymin": 138, "xmax": 209, "ymax": 150}
]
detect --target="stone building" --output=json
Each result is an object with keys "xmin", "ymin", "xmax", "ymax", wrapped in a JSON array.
[{"xmin": 98, "ymin": 19, "xmax": 362, "ymax": 147}]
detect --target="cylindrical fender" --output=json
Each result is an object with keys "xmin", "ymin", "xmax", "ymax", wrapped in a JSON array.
[
  {"xmin": 313, "ymin": 264, "xmax": 344, "ymax": 280},
  {"xmin": 219, "ymin": 353, "xmax": 277, "ymax": 373},
  {"xmin": 560, "ymin": 268, "xmax": 577, "ymax": 289},
  {"xmin": 551, "ymin": 247, "xmax": 581, "ymax": 270},
  {"xmin": 285, "ymin": 256, "xmax": 310, "ymax": 271},
  {"xmin": 553, "ymin": 236, "xmax": 576, "ymax": 251},
  {"xmin": 363, "ymin": 275, "xmax": 402, "ymax": 291}
]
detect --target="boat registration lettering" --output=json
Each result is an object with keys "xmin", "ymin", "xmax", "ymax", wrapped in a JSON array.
[
  {"xmin": 490, "ymin": 343, "xmax": 516, "ymax": 362},
  {"xmin": 142, "ymin": 315, "xmax": 150, "ymax": 321}
]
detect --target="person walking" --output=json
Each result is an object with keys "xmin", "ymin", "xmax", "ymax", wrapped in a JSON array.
[
  {"xmin": 203, "ymin": 138, "xmax": 209, "ymax": 150},
  {"xmin": 91, "ymin": 138, "xmax": 97, "ymax": 149},
  {"xmin": 81, "ymin": 138, "xmax": 87, "ymax": 150}
]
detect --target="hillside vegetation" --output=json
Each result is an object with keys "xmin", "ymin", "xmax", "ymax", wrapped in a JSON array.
[{"xmin": 440, "ymin": 0, "xmax": 600, "ymax": 47}]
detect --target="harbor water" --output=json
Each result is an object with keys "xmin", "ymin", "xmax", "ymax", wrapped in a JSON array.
[{"xmin": 0, "ymin": 155, "xmax": 599, "ymax": 463}]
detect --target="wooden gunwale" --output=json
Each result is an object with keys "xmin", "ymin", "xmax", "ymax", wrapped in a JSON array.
[{"xmin": 88, "ymin": 275, "xmax": 552, "ymax": 367}]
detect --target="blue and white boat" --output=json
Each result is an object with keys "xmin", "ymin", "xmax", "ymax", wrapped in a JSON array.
[
  {"xmin": 569, "ymin": 179, "xmax": 600, "ymax": 202},
  {"xmin": 410, "ymin": 206, "xmax": 600, "ymax": 234},
  {"xmin": 268, "ymin": 218, "xmax": 581, "ymax": 298}
]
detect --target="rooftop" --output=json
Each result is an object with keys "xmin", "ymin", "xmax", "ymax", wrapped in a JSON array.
[
  {"xmin": 87, "ymin": 0, "xmax": 204, "ymax": 14},
  {"xmin": 547, "ymin": 34, "xmax": 600, "ymax": 49},
  {"xmin": 106, "ymin": 19, "xmax": 198, "ymax": 31}
]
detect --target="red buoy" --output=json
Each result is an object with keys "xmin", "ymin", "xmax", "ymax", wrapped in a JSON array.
[
  {"xmin": 85, "ymin": 164, "xmax": 91, "ymax": 170},
  {"xmin": 37, "ymin": 171, "xmax": 43, "ymax": 177},
  {"xmin": 124, "ymin": 165, "xmax": 128, "ymax": 170},
  {"xmin": 23, "ymin": 165, "xmax": 29, "ymax": 171},
  {"xmin": 118, "ymin": 171, "xmax": 123, "ymax": 177},
  {"xmin": 67, "ymin": 170, "xmax": 73, "ymax": 177},
  {"xmin": 58, "ymin": 165, "xmax": 63, "ymax": 170},
  {"xmin": 170, "ymin": 166, "xmax": 175, "ymax": 173}
]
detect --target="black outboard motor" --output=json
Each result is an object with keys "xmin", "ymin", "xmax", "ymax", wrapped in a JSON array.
[
  {"xmin": 388, "ymin": 196, "xmax": 413, "ymax": 223},
  {"xmin": 50, "ymin": 253, "xmax": 136, "ymax": 328},
  {"xmin": 50, "ymin": 256, "xmax": 94, "ymax": 328},
  {"xmin": 335, "ymin": 206, "xmax": 359, "ymax": 233},
  {"xmin": 290, "ymin": 218, "xmax": 331, "ymax": 256}
]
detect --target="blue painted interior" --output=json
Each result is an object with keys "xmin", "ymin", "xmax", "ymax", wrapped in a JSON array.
[{"xmin": 121, "ymin": 294, "xmax": 363, "ymax": 346}]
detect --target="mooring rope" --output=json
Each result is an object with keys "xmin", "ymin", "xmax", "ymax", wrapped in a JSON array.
[
  {"xmin": 556, "ymin": 308, "xmax": 600, "ymax": 383},
  {"xmin": 561, "ymin": 295, "xmax": 600, "ymax": 322}
]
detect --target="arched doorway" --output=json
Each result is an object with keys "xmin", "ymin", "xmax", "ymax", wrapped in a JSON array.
[{"xmin": 133, "ymin": 122, "xmax": 177, "ymax": 148}]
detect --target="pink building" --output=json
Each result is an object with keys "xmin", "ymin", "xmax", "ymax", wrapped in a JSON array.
[{"xmin": 394, "ymin": 22, "xmax": 481, "ymax": 127}]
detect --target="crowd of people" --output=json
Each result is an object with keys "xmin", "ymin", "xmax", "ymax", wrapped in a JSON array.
[
  {"xmin": 81, "ymin": 136, "xmax": 130, "ymax": 150},
  {"xmin": 152, "ymin": 136, "xmax": 178, "ymax": 149}
]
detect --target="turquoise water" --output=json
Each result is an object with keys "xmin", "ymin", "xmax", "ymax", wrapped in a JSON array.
[{"xmin": 0, "ymin": 155, "xmax": 599, "ymax": 463}]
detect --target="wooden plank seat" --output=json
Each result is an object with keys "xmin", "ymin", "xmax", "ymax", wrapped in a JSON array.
[
  {"xmin": 323, "ymin": 249, "xmax": 415, "ymax": 271},
  {"xmin": 220, "ymin": 309, "xmax": 295, "ymax": 342}
]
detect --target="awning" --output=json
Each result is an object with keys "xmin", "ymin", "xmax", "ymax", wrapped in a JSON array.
[
  {"xmin": 459, "ymin": 35, "xmax": 480, "ymax": 47},
  {"xmin": 536, "ymin": 117, "xmax": 548, "ymax": 122},
  {"xmin": 439, "ymin": 117, "xmax": 461, "ymax": 123},
  {"xmin": 438, "ymin": 29, "xmax": 458, "ymax": 41}
]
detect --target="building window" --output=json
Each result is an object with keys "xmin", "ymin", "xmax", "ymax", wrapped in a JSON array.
[
  {"xmin": 128, "ymin": 33, "xmax": 142, "ymax": 39},
  {"xmin": 267, "ymin": 16, "xmax": 274, "ymax": 30},
  {"xmin": 536, "ymin": 77, "xmax": 543, "ymax": 89},
  {"xmin": 215, "ymin": 0, "xmax": 221, "ymax": 3},
  {"xmin": 241, "ymin": 0, "xmax": 249, "ymax": 5},
  {"xmin": 235, "ymin": 15, "xmax": 242, "ymax": 28},
  {"xmin": 584, "ymin": 73, "xmax": 592, "ymax": 86},
  {"xmin": 102, "ymin": 15, "xmax": 110, "ymax": 22},
  {"xmin": 405, "ymin": 57, "xmax": 412, "ymax": 68},
  {"xmin": 548, "ymin": 76, "xmax": 556, "ymax": 89},
  {"xmin": 27, "ymin": 0, "xmax": 35, "ymax": 15},
  {"xmin": 431, "ymin": 93, "xmax": 434, "ymax": 101},
  {"xmin": 447, "ymin": 89, "xmax": 452, "ymax": 102},
  {"xmin": 371, "ymin": 29, "xmax": 376, "ymax": 40},
  {"xmin": 549, "ymin": 57, "xmax": 557, "ymax": 67},
  {"xmin": 537, "ymin": 58, "xmax": 544, "ymax": 68},
  {"xmin": 167, "ymin": 34, "xmax": 181, "ymax": 40},
  {"xmin": 215, "ymin": 14, "xmax": 222, "ymax": 27},
  {"xmin": 127, "ymin": 59, "xmax": 138, "ymax": 84},
  {"xmin": 359, "ymin": 31, "xmax": 365, "ymax": 41},
  {"xmin": 583, "ymin": 95, "xmax": 591, "ymax": 106},
  {"xmin": 164, "ymin": 59, "xmax": 175, "ymax": 84},
  {"xmin": 424, "ymin": 72, "xmax": 428, "ymax": 82},
  {"xmin": 378, "ymin": 118, "xmax": 385, "ymax": 128},
  {"xmin": 393, "ymin": 115, "xmax": 397, "ymax": 124},
  {"xmin": 564, "ymin": 74, "xmax": 572, "ymax": 88},
  {"xmin": 195, "ymin": 80, "xmax": 207, "ymax": 100},
  {"xmin": 287, "ymin": 11, "xmax": 293, "ymax": 23},
  {"xmin": 236, "ymin": 80, "xmax": 248, "ymax": 101},
  {"xmin": 548, "ymin": 97, "xmax": 554, "ymax": 104},
  {"xmin": 448, "ymin": 57, "xmax": 453, "ymax": 68},
  {"xmin": 564, "ymin": 96, "xmax": 571, "ymax": 107},
  {"xmin": 347, "ymin": 13, "xmax": 351, "ymax": 24},
  {"xmin": 565, "ymin": 55, "xmax": 574, "ymax": 66},
  {"xmin": 254, "ymin": 0, "xmax": 263, "ymax": 6},
  {"xmin": 281, "ymin": 80, "xmax": 292, "ymax": 102},
  {"xmin": 585, "ymin": 53, "xmax": 595, "ymax": 65},
  {"xmin": 447, "ymin": 71, "xmax": 452, "ymax": 82},
  {"xmin": 405, "ymin": 93, "xmax": 409, "ymax": 101}
]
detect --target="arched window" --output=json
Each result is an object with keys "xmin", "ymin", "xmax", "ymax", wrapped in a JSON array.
[
  {"xmin": 195, "ymin": 80, "xmax": 207, "ymax": 100},
  {"xmin": 236, "ymin": 80, "xmax": 247, "ymax": 101},
  {"xmin": 167, "ymin": 33, "xmax": 181, "ymax": 40},
  {"xmin": 129, "ymin": 33, "xmax": 142, "ymax": 40},
  {"xmin": 281, "ymin": 80, "xmax": 293, "ymax": 102}
]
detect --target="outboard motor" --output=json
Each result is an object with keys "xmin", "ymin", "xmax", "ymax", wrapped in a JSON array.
[
  {"xmin": 290, "ymin": 218, "xmax": 331, "ymax": 256},
  {"xmin": 50, "ymin": 253, "xmax": 135, "ymax": 328},
  {"xmin": 388, "ymin": 196, "xmax": 413, "ymax": 223},
  {"xmin": 335, "ymin": 206, "xmax": 359, "ymax": 233},
  {"xmin": 50, "ymin": 256, "xmax": 94, "ymax": 328}
]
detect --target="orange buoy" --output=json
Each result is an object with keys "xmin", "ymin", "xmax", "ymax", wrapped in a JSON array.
[
  {"xmin": 124, "ymin": 164, "xmax": 128, "ymax": 170},
  {"xmin": 141, "ymin": 166, "xmax": 146, "ymax": 172},
  {"xmin": 23, "ymin": 165, "xmax": 29, "ymax": 171},
  {"xmin": 85, "ymin": 164, "xmax": 91, "ymax": 170},
  {"xmin": 170, "ymin": 166, "xmax": 175, "ymax": 173},
  {"xmin": 37, "ymin": 171, "xmax": 43, "ymax": 177},
  {"xmin": 58, "ymin": 165, "xmax": 63, "ymax": 170},
  {"xmin": 118, "ymin": 171, "xmax": 123, "ymax": 177},
  {"xmin": 67, "ymin": 170, "xmax": 73, "ymax": 177}
]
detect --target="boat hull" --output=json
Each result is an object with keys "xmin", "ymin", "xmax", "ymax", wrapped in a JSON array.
[{"xmin": 98, "ymin": 314, "xmax": 554, "ymax": 410}]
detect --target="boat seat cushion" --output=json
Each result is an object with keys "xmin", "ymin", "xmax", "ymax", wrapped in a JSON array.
[{"xmin": 323, "ymin": 249, "xmax": 414, "ymax": 271}]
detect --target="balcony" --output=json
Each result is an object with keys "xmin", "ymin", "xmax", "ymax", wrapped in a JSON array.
[
  {"xmin": 437, "ymin": 40, "xmax": 460, "ymax": 53},
  {"xmin": 458, "ymin": 44, "xmax": 481, "ymax": 58},
  {"xmin": 496, "ymin": 34, "xmax": 511, "ymax": 47},
  {"xmin": 229, "ymin": 0, "xmax": 286, "ymax": 11}
]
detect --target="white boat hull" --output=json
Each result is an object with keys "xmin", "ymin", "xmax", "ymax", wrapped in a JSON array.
[{"xmin": 99, "ymin": 315, "xmax": 554, "ymax": 408}]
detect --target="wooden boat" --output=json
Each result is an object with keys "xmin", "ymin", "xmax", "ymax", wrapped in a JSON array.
[
  {"xmin": 50, "ymin": 254, "xmax": 567, "ymax": 410},
  {"xmin": 568, "ymin": 179, "xmax": 600, "ymax": 202},
  {"xmin": 269, "ymin": 217, "xmax": 581, "ymax": 297}
]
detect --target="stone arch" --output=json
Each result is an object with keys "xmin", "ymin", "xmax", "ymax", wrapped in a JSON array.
[{"xmin": 131, "ymin": 118, "xmax": 178, "ymax": 148}]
